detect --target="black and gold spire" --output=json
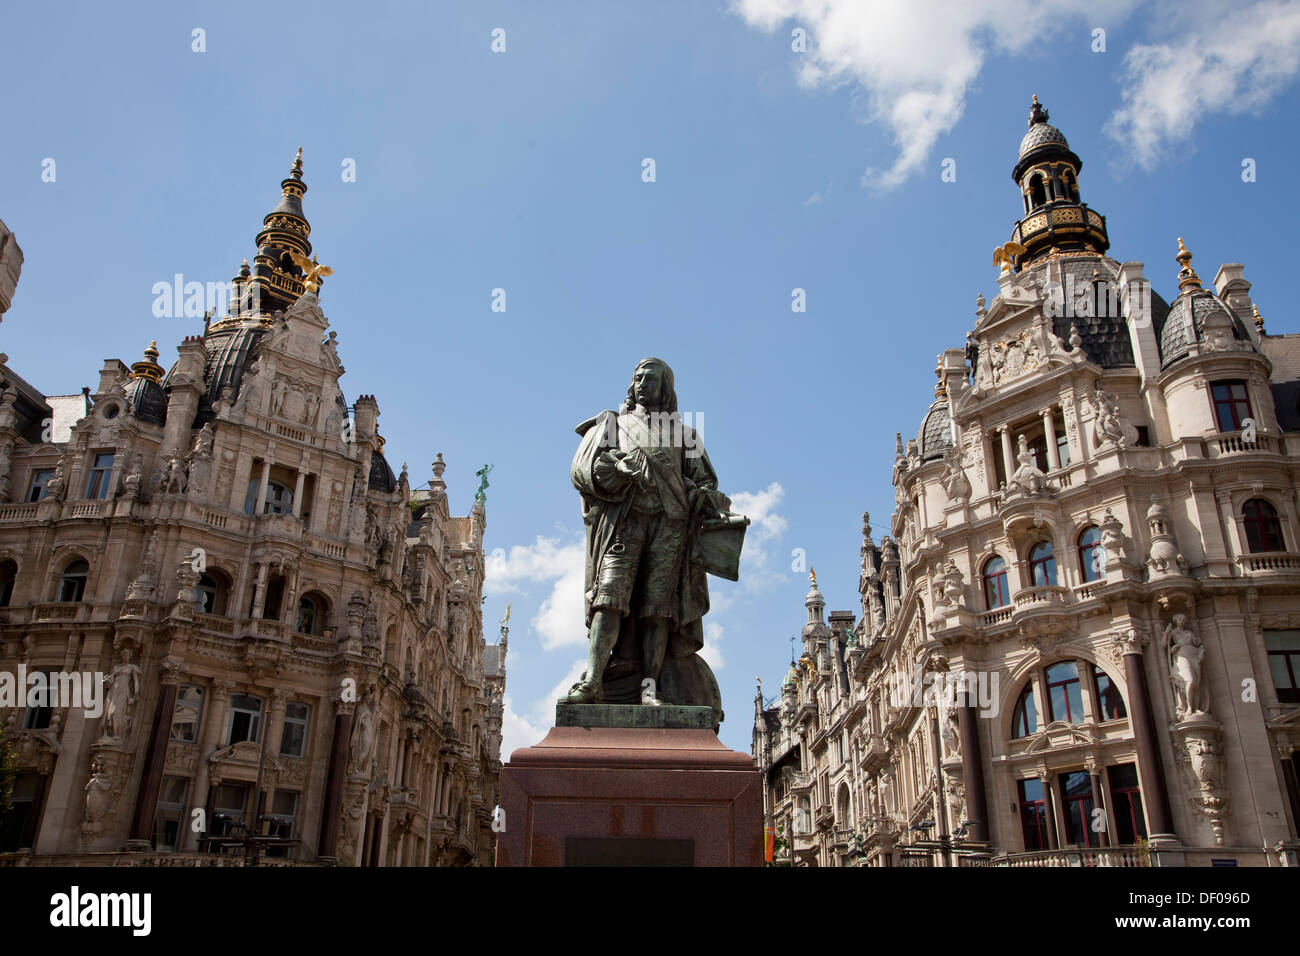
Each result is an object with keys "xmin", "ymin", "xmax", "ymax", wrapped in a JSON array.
[
  {"xmin": 1008, "ymin": 96, "xmax": 1109, "ymax": 268},
  {"xmin": 221, "ymin": 148, "xmax": 314, "ymax": 323}
]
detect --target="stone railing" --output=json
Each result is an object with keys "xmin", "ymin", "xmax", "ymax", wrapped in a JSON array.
[
  {"xmin": 1014, "ymin": 585, "xmax": 1069, "ymax": 609},
  {"xmin": 1074, "ymin": 581, "xmax": 1103, "ymax": 602},
  {"xmin": 0, "ymin": 850, "xmax": 318, "ymax": 867},
  {"xmin": 67, "ymin": 500, "xmax": 112, "ymax": 518},
  {"xmin": 1207, "ymin": 430, "xmax": 1277, "ymax": 458},
  {"xmin": 1236, "ymin": 552, "xmax": 1300, "ymax": 574},
  {"xmin": 992, "ymin": 845, "xmax": 1148, "ymax": 867},
  {"xmin": 0, "ymin": 502, "xmax": 39, "ymax": 522},
  {"xmin": 31, "ymin": 601, "xmax": 89, "ymax": 622},
  {"xmin": 979, "ymin": 606, "xmax": 1014, "ymax": 627}
]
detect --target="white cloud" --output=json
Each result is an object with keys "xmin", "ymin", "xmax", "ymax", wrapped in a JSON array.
[
  {"xmin": 701, "ymin": 619, "xmax": 725, "ymax": 670},
  {"xmin": 499, "ymin": 693, "xmax": 547, "ymax": 760},
  {"xmin": 1105, "ymin": 0, "xmax": 1300, "ymax": 168},
  {"xmin": 731, "ymin": 0, "xmax": 1136, "ymax": 188},
  {"xmin": 485, "ymin": 533, "xmax": 588, "ymax": 650},
  {"xmin": 726, "ymin": 481, "xmax": 789, "ymax": 594}
]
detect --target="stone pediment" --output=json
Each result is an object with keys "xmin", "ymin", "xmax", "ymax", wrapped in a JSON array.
[
  {"xmin": 209, "ymin": 740, "xmax": 282, "ymax": 773},
  {"xmin": 1022, "ymin": 720, "xmax": 1095, "ymax": 753}
]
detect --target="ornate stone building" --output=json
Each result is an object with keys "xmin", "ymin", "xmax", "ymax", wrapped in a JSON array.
[
  {"xmin": 758, "ymin": 98, "xmax": 1300, "ymax": 867},
  {"xmin": 752, "ymin": 572, "xmax": 863, "ymax": 866},
  {"xmin": 0, "ymin": 152, "xmax": 505, "ymax": 866}
]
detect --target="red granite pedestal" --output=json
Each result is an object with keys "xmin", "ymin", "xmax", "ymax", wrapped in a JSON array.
[{"xmin": 496, "ymin": 726, "xmax": 763, "ymax": 866}]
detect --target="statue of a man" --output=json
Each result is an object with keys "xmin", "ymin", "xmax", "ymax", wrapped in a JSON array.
[{"xmin": 564, "ymin": 358, "xmax": 745, "ymax": 720}]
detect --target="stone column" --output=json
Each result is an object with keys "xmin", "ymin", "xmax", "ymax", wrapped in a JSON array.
[
  {"xmin": 1087, "ymin": 757, "xmax": 1111, "ymax": 848},
  {"xmin": 292, "ymin": 468, "xmax": 306, "ymax": 518},
  {"xmin": 317, "ymin": 702, "xmax": 354, "ymax": 861},
  {"xmin": 126, "ymin": 667, "xmax": 182, "ymax": 847},
  {"xmin": 1040, "ymin": 770, "xmax": 1060, "ymax": 850},
  {"xmin": 956, "ymin": 705, "xmax": 990, "ymax": 845},
  {"xmin": 250, "ymin": 563, "xmax": 269, "ymax": 619},
  {"xmin": 999, "ymin": 427, "xmax": 1015, "ymax": 486},
  {"xmin": 183, "ymin": 679, "xmax": 232, "ymax": 850},
  {"xmin": 255, "ymin": 457, "xmax": 271, "ymax": 516},
  {"xmin": 1043, "ymin": 407, "xmax": 1060, "ymax": 470},
  {"xmin": 264, "ymin": 690, "xmax": 288, "ymax": 768},
  {"xmin": 1114, "ymin": 630, "xmax": 1175, "ymax": 837}
]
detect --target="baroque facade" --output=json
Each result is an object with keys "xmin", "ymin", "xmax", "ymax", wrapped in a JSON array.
[
  {"xmin": 755, "ymin": 99, "xmax": 1300, "ymax": 868},
  {"xmin": 0, "ymin": 152, "xmax": 505, "ymax": 866}
]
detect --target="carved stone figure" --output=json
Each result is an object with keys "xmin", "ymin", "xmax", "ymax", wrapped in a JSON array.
[
  {"xmin": 1165, "ymin": 613, "xmax": 1207, "ymax": 717},
  {"xmin": 121, "ymin": 451, "xmax": 144, "ymax": 500},
  {"xmin": 941, "ymin": 445, "xmax": 971, "ymax": 501},
  {"xmin": 45, "ymin": 458, "xmax": 66, "ymax": 501},
  {"xmin": 82, "ymin": 757, "xmax": 114, "ymax": 827},
  {"xmin": 1092, "ymin": 387, "xmax": 1126, "ymax": 448},
  {"xmin": 563, "ymin": 357, "xmax": 747, "ymax": 722},
  {"xmin": 349, "ymin": 705, "xmax": 375, "ymax": 771},
  {"xmin": 101, "ymin": 647, "xmax": 142, "ymax": 740}
]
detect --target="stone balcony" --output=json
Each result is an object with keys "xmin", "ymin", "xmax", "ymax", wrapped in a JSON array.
[
  {"xmin": 861, "ymin": 733, "xmax": 888, "ymax": 772},
  {"xmin": 1203, "ymin": 429, "xmax": 1281, "ymax": 459},
  {"xmin": 991, "ymin": 845, "xmax": 1148, "ymax": 867},
  {"xmin": 1236, "ymin": 551, "xmax": 1300, "ymax": 576}
]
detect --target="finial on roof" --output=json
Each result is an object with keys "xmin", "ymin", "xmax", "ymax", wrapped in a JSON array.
[
  {"xmin": 1252, "ymin": 303, "xmax": 1265, "ymax": 334},
  {"xmin": 1176, "ymin": 237, "xmax": 1203, "ymax": 292},
  {"xmin": 290, "ymin": 147, "xmax": 304, "ymax": 180},
  {"xmin": 1029, "ymin": 94, "xmax": 1049, "ymax": 127},
  {"xmin": 809, "ymin": 567, "xmax": 817, "ymax": 589}
]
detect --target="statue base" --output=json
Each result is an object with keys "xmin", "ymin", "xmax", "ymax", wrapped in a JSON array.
[
  {"xmin": 555, "ymin": 701, "xmax": 715, "ymax": 730},
  {"xmin": 496, "ymin": 726, "xmax": 763, "ymax": 867}
]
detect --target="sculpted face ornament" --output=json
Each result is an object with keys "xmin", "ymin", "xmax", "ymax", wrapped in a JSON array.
[{"xmin": 563, "ymin": 358, "xmax": 748, "ymax": 725}]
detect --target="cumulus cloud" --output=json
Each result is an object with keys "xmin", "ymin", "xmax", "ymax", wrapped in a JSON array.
[
  {"xmin": 731, "ymin": 0, "xmax": 1135, "ymax": 187},
  {"xmin": 499, "ymin": 693, "xmax": 547, "ymax": 760},
  {"xmin": 1105, "ymin": 1, "xmax": 1300, "ymax": 168},
  {"xmin": 701, "ymin": 620, "xmax": 725, "ymax": 670},
  {"xmin": 485, "ymin": 533, "xmax": 587, "ymax": 650}
]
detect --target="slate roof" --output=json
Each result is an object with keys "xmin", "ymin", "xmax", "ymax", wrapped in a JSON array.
[{"xmin": 918, "ymin": 400, "xmax": 953, "ymax": 461}]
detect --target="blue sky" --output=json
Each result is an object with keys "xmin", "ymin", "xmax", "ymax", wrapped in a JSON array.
[{"xmin": 3, "ymin": 0, "xmax": 1298, "ymax": 754}]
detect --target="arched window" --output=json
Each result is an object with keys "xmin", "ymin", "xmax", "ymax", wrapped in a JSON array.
[
  {"xmin": 1061, "ymin": 169, "xmax": 1079, "ymax": 202},
  {"xmin": 1078, "ymin": 526, "xmax": 1103, "ymax": 582},
  {"xmin": 1012, "ymin": 683, "xmax": 1037, "ymax": 737},
  {"xmin": 1045, "ymin": 661, "xmax": 1083, "ymax": 723},
  {"xmin": 982, "ymin": 556, "xmax": 1009, "ymax": 609},
  {"xmin": 1029, "ymin": 174, "xmax": 1047, "ymax": 208},
  {"xmin": 1243, "ymin": 499, "xmax": 1285, "ymax": 553},
  {"xmin": 58, "ymin": 558, "xmax": 89, "ymax": 602},
  {"xmin": 0, "ymin": 559, "xmax": 16, "ymax": 607},
  {"xmin": 837, "ymin": 783, "xmax": 852, "ymax": 829},
  {"xmin": 1028, "ymin": 541, "xmax": 1057, "ymax": 587},
  {"xmin": 296, "ymin": 592, "xmax": 328, "ymax": 635},
  {"xmin": 1092, "ymin": 664, "xmax": 1127, "ymax": 721},
  {"xmin": 194, "ymin": 571, "xmax": 230, "ymax": 616}
]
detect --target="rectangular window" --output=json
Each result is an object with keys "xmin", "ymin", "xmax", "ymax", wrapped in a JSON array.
[
  {"xmin": 265, "ymin": 790, "xmax": 298, "ymax": 858},
  {"xmin": 225, "ymin": 694, "xmax": 263, "ymax": 745},
  {"xmin": 21, "ymin": 670, "xmax": 58, "ymax": 729},
  {"xmin": 153, "ymin": 776, "xmax": 189, "ymax": 851},
  {"xmin": 1265, "ymin": 630, "xmax": 1300, "ymax": 704},
  {"xmin": 170, "ymin": 685, "xmax": 204, "ymax": 742},
  {"xmin": 1108, "ymin": 763, "xmax": 1146, "ymax": 845},
  {"xmin": 0, "ymin": 773, "xmax": 42, "ymax": 852},
  {"xmin": 209, "ymin": 783, "xmax": 250, "ymax": 850},
  {"xmin": 1059, "ymin": 771, "xmax": 1096, "ymax": 847},
  {"xmin": 84, "ymin": 453, "xmax": 115, "ymax": 500},
  {"xmin": 1018, "ymin": 778, "xmax": 1048, "ymax": 851},
  {"xmin": 279, "ymin": 701, "xmax": 310, "ymax": 758},
  {"xmin": 1046, "ymin": 661, "xmax": 1084, "ymax": 723},
  {"xmin": 27, "ymin": 469, "xmax": 53, "ymax": 502},
  {"xmin": 1211, "ymin": 381, "xmax": 1252, "ymax": 432}
]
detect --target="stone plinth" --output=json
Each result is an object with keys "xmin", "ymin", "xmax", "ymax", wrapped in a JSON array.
[
  {"xmin": 496, "ymin": 725, "xmax": 763, "ymax": 867},
  {"xmin": 555, "ymin": 701, "xmax": 715, "ymax": 730}
]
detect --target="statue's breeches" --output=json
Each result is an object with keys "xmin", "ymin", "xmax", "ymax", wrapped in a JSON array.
[{"xmin": 593, "ymin": 511, "xmax": 687, "ymax": 622}]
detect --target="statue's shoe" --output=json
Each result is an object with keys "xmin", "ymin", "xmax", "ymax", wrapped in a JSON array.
[{"xmin": 564, "ymin": 680, "xmax": 601, "ymax": 704}]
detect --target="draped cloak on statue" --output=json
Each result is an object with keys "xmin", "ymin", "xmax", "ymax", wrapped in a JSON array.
[{"xmin": 570, "ymin": 408, "xmax": 725, "ymax": 720}]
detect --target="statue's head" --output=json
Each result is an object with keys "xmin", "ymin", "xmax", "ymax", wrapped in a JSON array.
[{"xmin": 625, "ymin": 357, "xmax": 677, "ymax": 413}]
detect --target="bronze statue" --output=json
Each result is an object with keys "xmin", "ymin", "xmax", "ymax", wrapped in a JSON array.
[{"xmin": 564, "ymin": 358, "xmax": 747, "ymax": 724}]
